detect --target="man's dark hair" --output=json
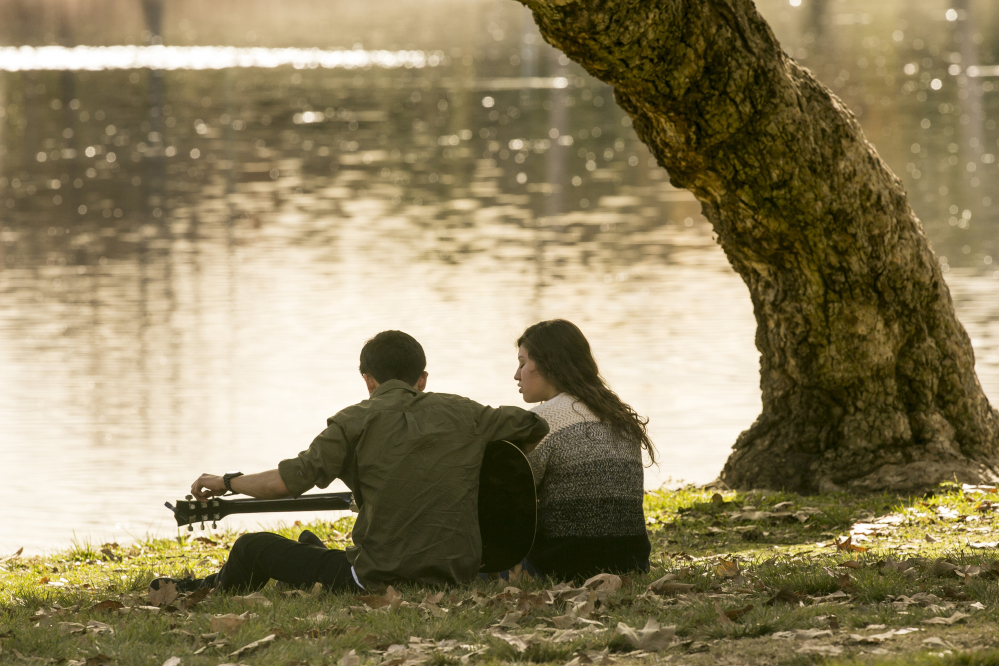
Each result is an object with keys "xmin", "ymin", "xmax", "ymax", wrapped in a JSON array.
[{"xmin": 359, "ymin": 330, "xmax": 427, "ymax": 385}]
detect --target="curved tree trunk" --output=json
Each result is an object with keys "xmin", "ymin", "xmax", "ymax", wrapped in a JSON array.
[{"xmin": 517, "ymin": 0, "xmax": 999, "ymax": 492}]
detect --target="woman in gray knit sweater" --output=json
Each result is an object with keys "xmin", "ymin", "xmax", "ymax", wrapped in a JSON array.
[{"xmin": 514, "ymin": 319, "xmax": 655, "ymax": 581}]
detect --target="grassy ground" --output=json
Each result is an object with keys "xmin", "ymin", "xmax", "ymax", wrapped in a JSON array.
[{"xmin": 4, "ymin": 484, "xmax": 999, "ymax": 666}]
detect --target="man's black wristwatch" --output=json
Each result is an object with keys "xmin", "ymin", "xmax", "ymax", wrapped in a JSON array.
[{"xmin": 222, "ymin": 471, "xmax": 244, "ymax": 494}]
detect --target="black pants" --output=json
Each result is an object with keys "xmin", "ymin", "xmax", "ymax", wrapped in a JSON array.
[{"xmin": 202, "ymin": 532, "xmax": 361, "ymax": 594}]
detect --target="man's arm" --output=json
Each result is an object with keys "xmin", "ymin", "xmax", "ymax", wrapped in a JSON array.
[
  {"xmin": 190, "ymin": 469, "xmax": 290, "ymax": 501},
  {"xmin": 477, "ymin": 405, "xmax": 550, "ymax": 454}
]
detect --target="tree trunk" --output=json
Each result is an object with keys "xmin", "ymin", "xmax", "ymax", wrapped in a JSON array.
[{"xmin": 517, "ymin": 0, "xmax": 999, "ymax": 492}]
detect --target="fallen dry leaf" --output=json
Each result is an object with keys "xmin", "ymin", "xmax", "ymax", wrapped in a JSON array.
[
  {"xmin": 583, "ymin": 573, "xmax": 622, "ymax": 594},
  {"xmin": 721, "ymin": 604, "xmax": 754, "ymax": 622},
  {"xmin": 766, "ymin": 587, "xmax": 804, "ymax": 605},
  {"xmin": 837, "ymin": 573, "xmax": 856, "ymax": 594},
  {"xmin": 772, "ymin": 629, "xmax": 834, "ymax": 640},
  {"xmin": 714, "ymin": 602, "xmax": 733, "ymax": 626},
  {"xmin": 850, "ymin": 631, "xmax": 897, "ymax": 643},
  {"xmin": 58, "ymin": 622, "xmax": 86, "ymax": 635},
  {"xmin": 148, "ymin": 580, "xmax": 178, "ymax": 607},
  {"xmin": 647, "ymin": 575, "xmax": 694, "ymax": 595},
  {"xmin": 356, "ymin": 585, "xmax": 402, "ymax": 610},
  {"xmin": 341, "ymin": 649, "xmax": 360, "ymax": 666},
  {"xmin": 968, "ymin": 541, "xmax": 999, "ymax": 549},
  {"xmin": 194, "ymin": 637, "xmax": 230, "ymax": 655},
  {"xmin": 552, "ymin": 615, "xmax": 577, "ymax": 630},
  {"xmin": 582, "ymin": 648, "xmax": 615, "ymax": 665},
  {"xmin": 228, "ymin": 633, "xmax": 276, "ymax": 659},
  {"xmin": 231, "ymin": 592, "xmax": 272, "ymax": 607},
  {"xmin": 508, "ymin": 563, "xmax": 533, "ymax": 583},
  {"xmin": 495, "ymin": 611, "xmax": 522, "ymax": 628},
  {"xmin": 64, "ymin": 655, "xmax": 114, "ymax": 666},
  {"xmin": 616, "ymin": 618, "xmax": 674, "ymax": 651},
  {"xmin": 567, "ymin": 589, "xmax": 597, "ymax": 619},
  {"xmin": 942, "ymin": 585, "xmax": 970, "ymax": 601},
  {"xmin": 714, "ymin": 559, "xmax": 740, "ymax": 578},
  {"xmin": 86, "ymin": 620, "xmax": 113, "ymax": 635},
  {"xmin": 838, "ymin": 560, "xmax": 862, "ymax": 569},
  {"xmin": 796, "ymin": 643, "xmax": 843, "ymax": 655},
  {"xmin": 835, "ymin": 536, "xmax": 866, "ymax": 553},
  {"xmin": 517, "ymin": 591, "xmax": 547, "ymax": 611},
  {"xmin": 162, "ymin": 658, "xmax": 182, "ymax": 666},
  {"xmin": 956, "ymin": 565, "xmax": 983, "ymax": 582},
  {"xmin": 798, "ymin": 629, "xmax": 834, "ymax": 640},
  {"xmin": 932, "ymin": 558, "xmax": 959, "ymax": 576},
  {"xmin": 490, "ymin": 630, "xmax": 530, "ymax": 652},
  {"xmin": 562, "ymin": 655, "xmax": 590, "ymax": 666},
  {"xmin": 921, "ymin": 611, "xmax": 970, "ymax": 625},
  {"xmin": 89, "ymin": 600, "xmax": 124, "ymax": 613},
  {"xmin": 211, "ymin": 613, "xmax": 248, "ymax": 635},
  {"xmin": 178, "ymin": 586, "xmax": 212, "ymax": 610},
  {"xmin": 419, "ymin": 600, "xmax": 447, "ymax": 618},
  {"xmin": 563, "ymin": 648, "xmax": 615, "ymax": 666}
]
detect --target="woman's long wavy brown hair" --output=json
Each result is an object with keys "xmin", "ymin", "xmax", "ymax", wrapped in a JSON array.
[{"xmin": 517, "ymin": 319, "xmax": 657, "ymax": 465}]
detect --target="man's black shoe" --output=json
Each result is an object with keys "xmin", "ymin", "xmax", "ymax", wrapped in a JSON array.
[
  {"xmin": 148, "ymin": 576, "xmax": 204, "ymax": 595},
  {"xmin": 298, "ymin": 530, "xmax": 326, "ymax": 549}
]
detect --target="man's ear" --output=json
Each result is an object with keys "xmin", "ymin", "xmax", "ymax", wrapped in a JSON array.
[
  {"xmin": 363, "ymin": 373, "xmax": 380, "ymax": 395},
  {"xmin": 415, "ymin": 371, "xmax": 428, "ymax": 392}
]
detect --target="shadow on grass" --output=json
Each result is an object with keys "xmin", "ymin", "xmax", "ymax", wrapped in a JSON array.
[{"xmin": 642, "ymin": 484, "xmax": 969, "ymax": 561}]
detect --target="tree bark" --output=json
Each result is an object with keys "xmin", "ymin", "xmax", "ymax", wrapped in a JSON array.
[{"xmin": 517, "ymin": 0, "xmax": 999, "ymax": 492}]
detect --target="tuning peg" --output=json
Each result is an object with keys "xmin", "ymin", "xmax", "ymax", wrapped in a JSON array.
[
  {"xmin": 200, "ymin": 522, "xmax": 205, "ymax": 530},
  {"xmin": 187, "ymin": 525, "xmax": 194, "ymax": 532},
  {"xmin": 212, "ymin": 521, "xmax": 218, "ymax": 529},
  {"xmin": 185, "ymin": 494, "xmax": 193, "ymax": 500}
]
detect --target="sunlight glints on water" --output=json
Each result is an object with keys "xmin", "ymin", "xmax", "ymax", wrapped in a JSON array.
[{"xmin": 0, "ymin": 45, "xmax": 445, "ymax": 72}]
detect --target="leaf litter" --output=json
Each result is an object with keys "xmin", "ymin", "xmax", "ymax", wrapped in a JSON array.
[{"xmin": 9, "ymin": 485, "xmax": 999, "ymax": 665}]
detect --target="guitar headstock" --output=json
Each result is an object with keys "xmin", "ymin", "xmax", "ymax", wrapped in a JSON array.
[{"xmin": 165, "ymin": 497, "xmax": 228, "ymax": 529}]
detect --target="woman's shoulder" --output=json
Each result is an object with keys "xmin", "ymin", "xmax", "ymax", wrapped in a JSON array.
[{"xmin": 531, "ymin": 393, "xmax": 599, "ymax": 431}]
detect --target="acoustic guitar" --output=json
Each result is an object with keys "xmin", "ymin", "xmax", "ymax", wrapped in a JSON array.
[{"xmin": 165, "ymin": 439, "xmax": 536, "ymax": 573}]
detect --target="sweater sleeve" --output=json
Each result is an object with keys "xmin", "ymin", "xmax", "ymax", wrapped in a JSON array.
[{"xmin": 525, "ymin": 436, "xmax": 553, "ymax": 489}]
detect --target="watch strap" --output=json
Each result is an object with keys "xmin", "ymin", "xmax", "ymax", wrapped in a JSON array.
[{"xmin": 223, "ymin": 471, "xmax": 244, "ymax": 493}]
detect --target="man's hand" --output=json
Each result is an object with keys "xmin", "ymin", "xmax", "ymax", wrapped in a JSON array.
[
  {"xmin": 191, "ymin": 474, "xmax": 225, "ymax": 501},
  {"xmin": 190, "ymin": 469, "xmax": 291, "ymax": 500}
]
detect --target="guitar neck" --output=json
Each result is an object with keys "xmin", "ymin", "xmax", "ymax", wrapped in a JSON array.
[
  {"xmin": 167, "ymin": 492, "xmax": 353, "ymax": 527},
  {"xmin": 222, "ymin": 493, "xmax": 353, "ymax": 515}
]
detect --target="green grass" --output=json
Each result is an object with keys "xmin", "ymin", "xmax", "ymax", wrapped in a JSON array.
[{"xmin": 3, "ymin": 485, "xmax": 999, "ymax": 665}]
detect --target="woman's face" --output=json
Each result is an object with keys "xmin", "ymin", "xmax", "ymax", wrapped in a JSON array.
[{"xmin": 515, "ymin": 345, "xmax": 559, "ymax": 403}]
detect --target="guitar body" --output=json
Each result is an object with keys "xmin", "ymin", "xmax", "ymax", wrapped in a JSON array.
[
  {"xmin": 166, "ymin": 439, "xmax": 537, "ymax": 574},
  {"xmin": 478, "ymin": 439, "xmax": 537, "ymax": 573}
]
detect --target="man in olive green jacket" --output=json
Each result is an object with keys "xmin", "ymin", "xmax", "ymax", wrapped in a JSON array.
[{"xmin": 151, "ymin": 330, "xmax": 548, "ymax": 594}]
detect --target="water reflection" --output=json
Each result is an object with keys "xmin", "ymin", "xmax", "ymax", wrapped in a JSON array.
[{"xmin": 0, "ymin": 0, "xmax": 998, "ymax": 553}]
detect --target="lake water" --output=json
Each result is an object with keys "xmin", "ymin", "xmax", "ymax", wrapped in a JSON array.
[{"xmin": 1, "ymin": 0, "xmax": 998, "ymax": 554}]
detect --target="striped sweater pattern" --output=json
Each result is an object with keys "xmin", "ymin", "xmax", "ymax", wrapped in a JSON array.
[{"xmin": 527, "ymin": 393, "xmax": 647, "ymax": 539}]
